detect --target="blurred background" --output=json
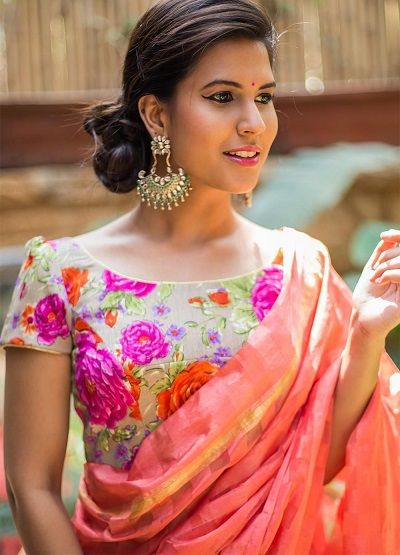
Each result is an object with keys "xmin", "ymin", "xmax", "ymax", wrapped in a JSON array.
[{"xmin": 0, "ymin": 0, "xmax": 399, "ymax": 550}]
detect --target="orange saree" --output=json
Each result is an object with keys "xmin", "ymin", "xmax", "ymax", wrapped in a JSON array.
[{"xmin": 70, "ymin": 227, "xmax": 400, "ymax": 554}]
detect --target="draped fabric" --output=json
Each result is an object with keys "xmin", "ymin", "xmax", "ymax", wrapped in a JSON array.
[{"xmin": 70, "ymin": 227, "xmax": 400, "ymax": 555}]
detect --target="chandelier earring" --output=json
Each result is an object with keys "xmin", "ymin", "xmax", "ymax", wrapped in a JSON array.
[{"xmin": 136, "ymin": 134, "xmax": 192, "ymax": 210}]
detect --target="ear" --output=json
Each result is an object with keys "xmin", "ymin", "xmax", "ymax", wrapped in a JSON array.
[{"xmin": 138, "ymin": 94, "xmax": 169, "ymax": 138}]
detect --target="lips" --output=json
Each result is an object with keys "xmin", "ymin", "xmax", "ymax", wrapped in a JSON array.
[
  {"xmin": 223, "ymin": 145, "xmax": 261, "ymax": 154},
  {"xmin": 223, "ymin": 152, "xmax": 260, "ymax": 166}
]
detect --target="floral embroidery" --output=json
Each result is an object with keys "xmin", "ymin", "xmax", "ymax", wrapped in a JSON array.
[
  {"xmin": 74, "ymin": 331, "xmax": 134, "ymax": 428},
  {"xmin": 62, "ymin": 267, "xmax": 89, "ymax": 306},
  {"xmin": 34, "ymin": 293, "xmax": 70, "ymax": 346},
  {"xmin": 156, "ymin": 360, "xmax": 219, "ymax": 420},
  {"xmin": 120, "ymin": 320, "xmax": 171, "ymax": 365},
  {"xmin": 103, "ymin": 269, "xmax": 157, "ymax": 296},
  {"xmin": 251, "ymin": 266, "xmax": 284, "ymax": 321},
  {"xmin": 0, "ymin": 234, "xmax": 285, "ymax": 470},
  {"xmin": 20, "ymin": 305, "xmax": 36, "ymax": 334}
]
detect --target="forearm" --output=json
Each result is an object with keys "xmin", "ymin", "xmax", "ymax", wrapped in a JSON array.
[
  {"xmin": 11, "ymin": 489, "xmax": 83, "ymax": 555},
  {"xmin": 323, "ymin": 308, "xmax": 386, "ymax": 485}
]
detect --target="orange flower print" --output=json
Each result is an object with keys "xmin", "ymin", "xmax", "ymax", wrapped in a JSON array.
[
  {"xmin": 62, "ymin": 267, "xmax": 89, "ymax": 306},
  {"xmin": 22, "ymin": 253, "xmax": 34, "ymax": 271},
  {"xmin": 156, "ymin": 360, "xmax": 219, "ymax": 420},
  {"xmin": 188, "ymin": 296, "xmax": 205, "ymax": 306},
  {"xmin": 124, "ymin": 362, "xmax": 143, "ymax": 420},
  {"xmin": 8, "ymin": 337, "xmax": 25, "ymax": 346},
  {"xmin": 272, "ymin": 247, "xmax": 284, "ymax": 266},
  {"xmin": 208, "ymin": 289, "xmax": 230, "ymax": 305},
  {"xmin": 74, "ymin": 317, "xmax": 104, "ymax": 344},
  {"xmin": 105, "ymin": 309, "xmax": 118, "ymax": 328},
  {"xmin": 20, "ymin": 304, "xmax": 37, "ymax": 334}
]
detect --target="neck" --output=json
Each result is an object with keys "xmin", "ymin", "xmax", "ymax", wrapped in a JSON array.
[{"xmin": 128, "ymin": 188, "xmax": 245, "ymax": 249}]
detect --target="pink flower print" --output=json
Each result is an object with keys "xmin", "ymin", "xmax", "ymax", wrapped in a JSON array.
[
  {"xmin": 120, "ymin": 320, "xmax": 171, "ymax": 365},
  {"xmin": 152, "ymin": 303, "xmax": 171, "ymax": 317},
  {"xmin": 103, "ymin": 269, "xmax": 157, "ymax": 297},
  {"xmin": 251, "ymin": 265, "xmax": 284, "ymax": 321},
  {"xmin": 34, "ymin": 294, "xmax": 70, "ymax": 346},
  {"xmin": 166, "ymin": 324, "xmax": 186, "ymax": 342},
  {"xmin": 207, "ymin": 328, "xmax": 221, "ymax": 345},
  {"xmin": 75, "ymin": 332, "xmax": 134, "ymax": 428}
]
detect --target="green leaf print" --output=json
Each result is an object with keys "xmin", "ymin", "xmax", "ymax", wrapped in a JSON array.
[
  {"xmin": 216, "ymin": 317, "xmax": 227, "ymax": 333},
  {"xmin": 232, "ymin": 305, "xmax": 258, "ymax": 325},
  {"xmin": 147, "ymin": 420, "xmax": 162, "ymax": 432},
  {"xmin": 125, "ymin": 293, "xmax": 146, "ymax": 316},
  {"xmin": 168, "ymin": 361, "xmax": 186, "ymax": 381},
  {"xmin": 97, "ymin": 429, "xmax": 111, "ymax": 452},
  {"xmin": 40, "ymin": 258, "xmax": 51, "ymax": 273},
  {"xmin": 234, "ymin": 327, "xmax": 253, "ymax": 336},
  {"xmin": 222, "ymin": 276, "xmax": 253, "ymax": 300},
  {"xmin": 184, "ymin": 320, "xmax": 199, "ymax": 327},
  {"xmin": 124, "ymin": 293, "xmax": 146, "ymax": 315},
  {"xmin": 111, "ymin": 426, "xmax": 137, "ymax": 442},
  {"xmin": 158, "ymin": 283, "xmax": 174, "ymax": 301},
  {"xmin": 149, "ymin": 376, "xmax": 172, "ymax": 395},
  {"xmin": 199, "ymin": 303, "xmax": 216, "ymax": 317},
  {"xmin": 101, "ymin": 291, "xmax": 125, "ymax": 311},
  {"xmin": 201, "ymin": 326, "xmax": 210, "ymax": 347}
]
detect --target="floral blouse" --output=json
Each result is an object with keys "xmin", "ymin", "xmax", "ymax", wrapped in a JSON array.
[{"xmin": 0, "ymin": 234, "xmax": 285, "ymax": 471}]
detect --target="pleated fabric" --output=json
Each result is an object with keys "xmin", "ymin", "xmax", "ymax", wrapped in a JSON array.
[{"xmin": 70, "ymin": 227, "xmax": 400, "ymax": 554}]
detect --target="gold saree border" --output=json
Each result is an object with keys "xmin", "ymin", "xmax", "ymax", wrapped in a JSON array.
[{"xmin": 128, "ymin": 354, "xmax": 298, "ymax": 520}]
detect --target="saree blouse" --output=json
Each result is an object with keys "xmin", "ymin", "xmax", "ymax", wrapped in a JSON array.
[{"xmin": 0, "ymin": 233, "xmax": 285, "ymax": 472}]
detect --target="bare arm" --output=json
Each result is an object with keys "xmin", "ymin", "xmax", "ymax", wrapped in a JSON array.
[
  {"xmin": 3, "ymin": 347, "xmax": 83, "ymax": 555},
  {"xmin": 323, "ymin": 310, "xmax": 385, "ymax": 484}
]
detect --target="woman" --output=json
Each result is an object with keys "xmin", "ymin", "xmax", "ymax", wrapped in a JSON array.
[{"xmin": 1, "ymin": 0, "xmax": 399, "ymax": 553}]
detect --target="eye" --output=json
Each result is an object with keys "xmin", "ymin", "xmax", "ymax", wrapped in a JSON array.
[
  {"xmin": 257, "ymin": 92, "xmax": 274, "ymax": 104},
  {"xmin": 204, "ymin": 91, "xmax": 275, "ymax": 104}
]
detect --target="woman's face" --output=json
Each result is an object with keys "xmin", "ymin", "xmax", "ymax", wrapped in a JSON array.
[{"xmin": 165, "ymin": 37, "xmax": 278, "ymax": 197}]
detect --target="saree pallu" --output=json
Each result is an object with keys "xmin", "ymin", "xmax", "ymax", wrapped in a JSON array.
[{"xmin": 71, "ymin": 227, "xmax": 400, "ymax": 554}]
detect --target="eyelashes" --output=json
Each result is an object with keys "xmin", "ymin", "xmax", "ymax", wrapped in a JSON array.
[{"xmin": 204, "ymin": 91, "xmax": 274, "ymax": 104}]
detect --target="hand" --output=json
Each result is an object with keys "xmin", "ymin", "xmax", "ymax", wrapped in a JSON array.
[{"xmin": 351, "ymin": 228, "xmax": 400, "ymax": 339}]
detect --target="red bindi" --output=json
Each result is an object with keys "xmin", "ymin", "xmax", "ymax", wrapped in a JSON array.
[{"xmin": 251, "ymin": 81, "xmax": 255, "ymax": 86}]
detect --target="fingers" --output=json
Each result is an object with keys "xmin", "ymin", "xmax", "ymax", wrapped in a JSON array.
[
  {"xmin": 380, "ymin": 229, "xmax": 400, "ymax": 242},
  {"xmin": 369, "ymin": 239, "xmax": 395, "ymax": 270},
  {"xmin": 375, "ymin": 245, "xmax": 400, "ymax": 263},
  {"xmin": 370, "ymin": 229, "xmax": 400, "ymax": 270},
  {"xmin": 371, "ymin": 269, "xmax": 400, "ymax": 285}
]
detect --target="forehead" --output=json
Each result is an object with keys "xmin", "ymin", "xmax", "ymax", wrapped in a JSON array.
[{"xmin": 184, "ymin": 38, "xmax": 273, "ymax": 89}]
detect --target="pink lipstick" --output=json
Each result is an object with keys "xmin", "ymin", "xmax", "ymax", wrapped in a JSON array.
[{"xmin": 223, "ymin": 152, "xmax": 260, "ymax": 166}]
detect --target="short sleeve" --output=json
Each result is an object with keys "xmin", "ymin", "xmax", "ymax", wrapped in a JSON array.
[{"xmin": 0, "ymin": 236, "xmax": 72, "ymax": 355}]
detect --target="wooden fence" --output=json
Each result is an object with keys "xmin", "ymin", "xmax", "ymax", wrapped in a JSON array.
[{"xmin": 0, "ymin": 0, "xmax": 399, "ymax": 97}]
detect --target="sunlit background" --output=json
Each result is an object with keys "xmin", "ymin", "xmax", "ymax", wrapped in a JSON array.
[{"xmin": 0, "ymin": 0, "xmax": 399, "ymax": 550}]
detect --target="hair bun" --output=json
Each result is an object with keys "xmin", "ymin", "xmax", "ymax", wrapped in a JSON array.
[{"xmin": 83, "ymin": 101, "xmax": 150, "ymax": 193}]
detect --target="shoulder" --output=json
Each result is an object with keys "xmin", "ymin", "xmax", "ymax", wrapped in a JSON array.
[{"xmin": 283, "ymin": 227, "xmax": 330, "ymax": 258}]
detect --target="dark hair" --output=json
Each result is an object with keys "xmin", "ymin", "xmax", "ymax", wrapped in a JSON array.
[{"xmin": 83, "ymin": 0, "xmax": 278, "ymax": 193}]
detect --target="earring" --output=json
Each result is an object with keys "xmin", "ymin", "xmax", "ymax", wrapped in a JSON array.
[
  {"xmin": 136, "ymin": 134, "xmax": 192, "ymax": 210},
  {"xmin": 242, "ymin": 191, "xmax": 252, "ymax": 208}
]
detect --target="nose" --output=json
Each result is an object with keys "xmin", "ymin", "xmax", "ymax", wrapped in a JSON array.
[{"xmin": 237, "ymin": 101, "xmax": 267, "ymax": 136}]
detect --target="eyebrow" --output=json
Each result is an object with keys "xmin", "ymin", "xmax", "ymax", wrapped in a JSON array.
[{"xmin": 201, "ymin": 79, "xmax": 276, "ymax": 91}]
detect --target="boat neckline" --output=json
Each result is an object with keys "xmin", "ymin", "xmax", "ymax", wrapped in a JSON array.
[{"xmin": 50, "ymin": 229, "xmax": 285, "ymax": 285}]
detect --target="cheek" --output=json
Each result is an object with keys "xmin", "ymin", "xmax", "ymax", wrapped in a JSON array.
[
  {"xmin": 171, "ymin": 103, "xmax": 222, "ymax": 159},
  {"xmin": 181, "ymin": 103, "xmax": 219, "ymax": 139}
]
